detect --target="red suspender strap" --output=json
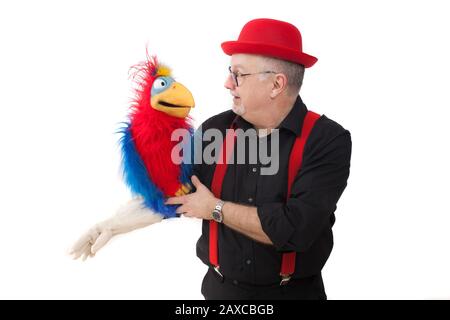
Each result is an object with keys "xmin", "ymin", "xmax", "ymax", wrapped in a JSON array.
[
  {"xmin": 209, "ymin": 111, "xmax": 321, "ymax": 281},
  {"xmin": 209, "ymin": 127, "xmax": 236, "ymax": 268},
  {"xmin": 280, "ymin": 111, "xmax": 321, "ymax": 279}
]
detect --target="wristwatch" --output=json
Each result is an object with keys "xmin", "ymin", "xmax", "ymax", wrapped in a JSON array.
[{"xmin": 211, "ymin": 200, "xmax": 225, "ymax": 223}]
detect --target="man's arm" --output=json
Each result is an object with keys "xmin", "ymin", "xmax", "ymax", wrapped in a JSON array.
[
  {"xmin": 257, "ymin": 130, "xmax": 352, "ymax": 252},
  {"xmin": 221, "ymin": 202, "xmax": 273, "ymax": 245}
]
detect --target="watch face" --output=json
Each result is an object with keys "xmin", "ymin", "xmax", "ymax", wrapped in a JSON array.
[{"xmin": 212, "ymin": 211, "xmax": 222, "ymax": 222}]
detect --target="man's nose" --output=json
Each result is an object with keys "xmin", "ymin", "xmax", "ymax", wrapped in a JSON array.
[{"xmin": 224, "ymin": 74, "xmax": 236, "ymax": 90}]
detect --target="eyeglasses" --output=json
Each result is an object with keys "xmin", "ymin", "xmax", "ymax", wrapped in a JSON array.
[{"xmin": 228, "ymin": 66, "xmax": 277, "ymax": 87}]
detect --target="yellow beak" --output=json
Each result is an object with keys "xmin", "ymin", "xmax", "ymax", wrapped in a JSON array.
[{"xmin": 150, "ymin": 82, "xmax": 195, "ymax": 118}]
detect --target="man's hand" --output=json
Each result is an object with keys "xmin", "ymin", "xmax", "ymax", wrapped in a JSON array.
[{"xmin": 165, "ymin": 175, "xmax": 218, "ymax": 220}]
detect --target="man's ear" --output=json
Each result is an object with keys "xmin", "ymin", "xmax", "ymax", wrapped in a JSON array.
[{"xmin": 270, "ymin": 73, "xmax": 288, "ymax": 98}]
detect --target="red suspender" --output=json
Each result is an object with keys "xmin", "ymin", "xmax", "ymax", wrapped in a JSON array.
[
  {"xmin": 209, "ymin": 111, "xmax": 321, "ymax": 282},
  {"xmin": 210, "ymin": 128, "xmax": 237, "ymax": 268},
  {"xmin": 280, "ymin": 111, "xmax": 321, "ymax": 280}
]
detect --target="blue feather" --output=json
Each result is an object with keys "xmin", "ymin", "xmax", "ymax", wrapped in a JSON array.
[
  {"xmin": 118, "ymin": 123, "xmax": 179, "ymax": 218},
  {"xmin": 179, "ymin": 127, "xmax": 194, "ymax": 186}
]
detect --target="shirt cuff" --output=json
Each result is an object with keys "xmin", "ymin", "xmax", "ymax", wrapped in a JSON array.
[{"xmin": 257, "ymin": 202, "xmax": 296, "ymax": 251}]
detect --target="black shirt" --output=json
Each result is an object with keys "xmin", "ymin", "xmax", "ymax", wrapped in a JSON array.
[{"xmin": 194, "ymin": 96, "xmax": 352, "ymax": 285}]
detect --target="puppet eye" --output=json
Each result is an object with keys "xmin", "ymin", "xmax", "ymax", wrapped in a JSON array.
[
  {"xmin": 154, "ymin": 78, "xmax": 167, "ymax": 89},
  {"xmin": 151, "ymin": 76, "xmax": 174, "ymax": 95}
]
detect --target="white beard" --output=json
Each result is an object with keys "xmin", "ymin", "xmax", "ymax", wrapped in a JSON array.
[{"xmin": 232, "ymin": 102, "xmax": 246, "ymax": 116}]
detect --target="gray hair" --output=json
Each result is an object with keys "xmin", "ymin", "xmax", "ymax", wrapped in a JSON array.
[{"xmin": 260, "ymin": 56, "xmax": 305, "ymax": 96}]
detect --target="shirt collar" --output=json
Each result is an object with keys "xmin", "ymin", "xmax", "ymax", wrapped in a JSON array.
[
  {"xmin": 278, "ymin": 95, "xmax": 308, "ymax": 136},
  {"xmin": 232, "ymin": 95, "xmax": 308, "ymax": 136}
]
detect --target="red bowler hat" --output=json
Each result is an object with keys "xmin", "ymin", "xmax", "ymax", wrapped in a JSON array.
[{"xmin": 221, "ymin": 18, "xmax": 318, "ymax": 68}]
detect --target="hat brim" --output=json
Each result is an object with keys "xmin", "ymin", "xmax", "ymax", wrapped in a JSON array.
[{"xmin": 221, "ymin": 41, "xmax": 317, "ymax": 68}]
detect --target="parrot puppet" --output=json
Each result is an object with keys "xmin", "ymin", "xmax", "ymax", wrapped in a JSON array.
[
  {"xmin": 70, "ymin": 54, "xmax": 195, "ymax": 260},
  {"xmin": 120, "ymin": 55, "xmax": 195, "ymax": 217}
]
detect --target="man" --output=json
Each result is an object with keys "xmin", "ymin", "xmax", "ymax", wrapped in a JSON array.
[{"xmin": 166, "ymin": 18, "xmax": 352, "ymax": 299}]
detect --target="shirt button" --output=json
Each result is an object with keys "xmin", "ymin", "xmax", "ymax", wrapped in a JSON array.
[
  {"xmin": 252, "ymin": 167, "xmax": 257, "ymax": 173},
  {"xmin": 248, "ymin": 197, "xmax": 253, "ymax": 203},
  {"xmin": 246, "ymin": 259, "xmax": 252, "ymax": 265},
  {"xmin": 232, "ymin": 280, "xmax": 239, "ymax": 285}
]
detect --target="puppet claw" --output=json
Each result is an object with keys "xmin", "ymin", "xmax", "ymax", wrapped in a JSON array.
[{"xmin": 174, "ymin": 183, "xmax": 192, "ymax": 196}]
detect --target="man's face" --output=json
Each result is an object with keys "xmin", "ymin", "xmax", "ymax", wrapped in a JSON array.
[{"xmin": 225, "ymin": 54, "xmax": 273, "ymax": 122}]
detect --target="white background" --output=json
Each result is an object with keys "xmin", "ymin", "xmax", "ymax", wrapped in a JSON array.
[{"xmin": 0, "ymin": 0, "xmax": 449, "ymax": 300}]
